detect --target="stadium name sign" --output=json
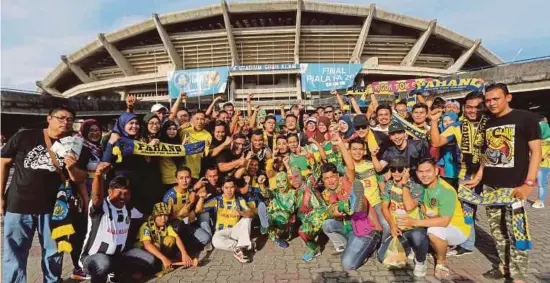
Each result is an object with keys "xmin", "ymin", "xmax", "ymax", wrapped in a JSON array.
[{"xmin": 229, "ymin": 64, "xmax": 300, "ymax": 72}]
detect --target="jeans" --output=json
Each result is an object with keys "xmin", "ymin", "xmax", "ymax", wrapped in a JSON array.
[
  {"xmin": 322, "ymin": 219, "xmax": 347, "ymax": 249},
  {"xmin": 2, "ymin": 212, "xmax": 62, "ymax": 283},
  {"xmin": 537, "ymin": 167, "xmax": 550, "ymax": 202},
  {"xmin": 257, "ymin": 201, "xmax": 269, "ymax": 229},
  {"xmin": 82, "ymin": 248, "xmax": 155, "ymax": 283},
  {"xmin": 69, "ymin": 209, "xmax": 88, "ymax": 270},
  {"xmin": 372, "ymin": 203, "xmax": 390, "ymax": 241},
  {"xmin": 172, "ymin": 219, "xmax": 212, "ymax": 246},
  {"xmin": 341, "ymin": 231, "xmax": 381, "ymax": 270},
  {"xmin": 198, "ymin": 211, "xmax": 213, "ymax": 238},
  {"xmin": 377, "ymin": 228, "xmax": 429, "ymax": 263}
]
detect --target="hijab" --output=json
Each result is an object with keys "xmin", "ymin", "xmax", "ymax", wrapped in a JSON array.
[
  {"xmin": 79, "ymin": 119, "xmax": 102, "ymax": 158},
  {"xmin": 159, "ymin": 120, "xmax": 180, "ymax": 144},
  {"xmin": 314, "ymin": 116, "xmax": 331, "ymax": 144},
  {"xmin": 339, "ymin": 115, "xmax": 356, "ymax": 139},
  {"xmin": 112, "ymin": 112, "xmax": 138, "ymax": 139}
]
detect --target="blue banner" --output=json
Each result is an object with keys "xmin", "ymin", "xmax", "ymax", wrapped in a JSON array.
[
  {"xmin": 168, "ymin": 67, "xmax": 229, "ymax": 98},
  {"xmin": 300, "ymin": 63, "xmax": 362, "ymax": 92},
  {"xmin": 230, "ymin": 64, "xmax": 299, "ymax": 72}
]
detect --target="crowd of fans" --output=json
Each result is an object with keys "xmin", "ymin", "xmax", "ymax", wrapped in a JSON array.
[{"xmin": 1, "ymin": 82, "xmax": 548, "ymax": 283}]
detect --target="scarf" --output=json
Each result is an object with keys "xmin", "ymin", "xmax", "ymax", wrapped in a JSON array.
[
  {"xmin": 458, "ymin": 185, "xmax": 532, "ymax": 251},
  {"xmin": 459, "ymin": 116, "xmax": 488, "ymax": 175},
  {"xmin": 51, "ymin": 180, "xmax": 75, "ymax": 252},
  {"xmin": 108, "ymin": 137, "xmax": 205, "ymax": 163},
  {"xmin": 263, "ymin": 131, "xmax": 277, "ymax": 152},
  {"xmin": 391, "ymin": 114, "xmax": 427, "ymax": 140},
  {"xmin": 79, "ymin": 119, "xmax": 103, "ymax": 158},
  {"xmin": 339, "ymin": 115, "xmax": 356, "ymax": 140},
  {"xmin": 159, "ymin": 120, "xmax": 185, "ymax": 166}
]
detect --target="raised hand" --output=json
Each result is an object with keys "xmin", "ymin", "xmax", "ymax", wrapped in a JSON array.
[
  {"xmin": 430, "ymin": 108, "xmax": 443, "ymax": 122},
  {"xmin": 126, "ymin": 94, "xmax": 137, "ymax": 108}
]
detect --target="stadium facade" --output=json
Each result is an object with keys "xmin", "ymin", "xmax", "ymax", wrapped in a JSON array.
[{"xmin": 39, "ymin": 0, "xmax": 503, "ymax": 107}]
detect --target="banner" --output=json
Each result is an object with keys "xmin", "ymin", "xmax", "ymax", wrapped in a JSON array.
[
  {"xmin": 352, "ymin": 78, "xmax": 484, "ymax": 97},
  {"xmin": 111, "ymin": 137, "xmax": 206, "ymax": 163},
  {"xmin": 230, "ymin": 64, "xmax": 299, "ymax": 72},
  {"xmin": 300, "ymin": 63, "xmax": 362, "ymax": 92},
  {"xmin": 168, "ymin": 67, "xmax": 229, "ymax": 98}
]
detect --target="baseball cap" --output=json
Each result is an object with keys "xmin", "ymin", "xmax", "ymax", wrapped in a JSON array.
[
  {"xmin": 306, "ymin": 117, "xmax": 318, "ymax": 124},
  {"xmin": 388, "ymin": 122, "xmax": 405, "ymax": 134},
  {"xmin": 388, "ymin": 156, "xmax": 409, "ymax": 168},
  {"xmin": 353, "ymin": 115, "xmax": 369, "ymax": 128},
  {"xmin": 151, "ymin": 103, "xmax": 168, "ymax": 113}
]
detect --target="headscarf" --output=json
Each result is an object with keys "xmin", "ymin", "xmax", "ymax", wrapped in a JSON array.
[
  {"xmin": 112, "ymin": 112, "xmax": 138, "ymax": 139},
  {"xmin": 439, "ymin": 111, "xmax": 459, "ymax": 132},
  {"xmin": 338, "ymin": 115, "xmax": 356, "ymax": 140},
  {"xmin": 314, "ymin": 116, "xmax": 331, "ymax": 144},
  {"xmin": 79, "ymin": 119, "xmax": 102, "ymax": 158},
  {"xmin": 142, "ymin": 113, "xmax": 161, "ymax": 141},
  {"xmin": 159, "ymin": 120, "xmax": 181, "ymax": 144}
]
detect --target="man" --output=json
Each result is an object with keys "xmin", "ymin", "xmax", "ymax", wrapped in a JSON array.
[
  {"xmin": 395, "ymin": 100, "xmax": 410, "ymax": 120},
  {"xmin": 176, "ymin": 110, "xmax": 190, "ymax": 127},
  {"xmin": 217, "ymin": 134, "xmax": 248, "ymax": 178},
  {"xmin": 371, "ymin": 122, "xmax": 429, "ymax": 177},
  {"xmin": 180, "ymin": 111, "xmax": 212, "ymax": 179},
  {"xmin": 316, "ymin": 107, "xmax": 325, "ymax": 117},
  {"xmin": 2, "ymin": 105, "xmax": 88, "ymax": 283},
  {"xmin": 398, "ymin": 158, "xmax": 470, "ymax": 281},
  {"xmin": 371, "ymin": 104, "xmax": 392, "ymax": 134},
  {"xmin": 203, "ymin": 165, "xmax": 222, "ymax": 198},
  {"xmin": 471, "ymin": 83, "xmax": 541, "ymax": 282},
  {"xmin": 217, "ymin": 110, "xmax": 231, "ymax": 124},
  {"xmin": 81, "ymin": 163, "xmax": 154, "ymax": 283},
  {"xmin": 353, "ymin": 114, "xmax": 390, "ymax": 161},
  {"xmin": 249, "ymin": 129, "xmax": 272, "ymax": 170},
  {"xmin": 223, "ymin": 102, "xmax": 235, "ymax": 118},
  {"xmin": 411, "ymin": 103, "xmax": 430, "ymax": 132},
  {"xmin": 324, "ymin": 106, "xmax": 335, "ymax": 122},
  {"xmin": 151, "ymin": 103, "xmax": 169, "ymax": 123},
  {"xmin": 430, "ymin": 91, "xmax": 487, "ymax": 256},
  {"xmin": 445, "ymin": 100, "xmax": 461, "ymax": 114},
  {"xmin": 200, "ymin": 177, "xmax": 255, "ymax": 263}
]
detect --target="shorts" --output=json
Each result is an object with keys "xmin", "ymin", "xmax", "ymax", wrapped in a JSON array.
[{"xmin": 427, "ymin": 225, "xmax": 467, "ymax": 246}]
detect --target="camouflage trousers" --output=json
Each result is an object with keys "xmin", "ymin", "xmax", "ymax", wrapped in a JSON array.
[{"xmin": 486, "ymin": 205, "xmax": 528, "ymax": 279}]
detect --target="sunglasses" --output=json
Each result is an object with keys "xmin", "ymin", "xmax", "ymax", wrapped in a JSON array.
[
  {"xmin": 389, "ymin": 167, "xmax": 405, "ymax": 173},
  {"xmin": 355, "ymin": 125, "xmax": 368, "ymax": 130}
]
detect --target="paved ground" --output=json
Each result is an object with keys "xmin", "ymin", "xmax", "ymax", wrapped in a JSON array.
[{"xmin": 6, "ymin": 198, "xmax": 550, "ymax": 283}]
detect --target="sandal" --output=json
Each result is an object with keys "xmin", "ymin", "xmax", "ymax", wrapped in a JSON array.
[{"xmin": 435, "ymin": 264, "xmax": 450, "ymax": 280}]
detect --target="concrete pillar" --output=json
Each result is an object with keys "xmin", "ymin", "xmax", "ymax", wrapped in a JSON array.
[
  {"xmin": 115, "ymin": 90, "xmax": 128, "ymax": 101},
  {"xmin": 350, "ymin": 4, "xmax": 376, "ymax": 64},
  {"xmin": 221, "ymin": 0, "xmax": 240, "ymax": 66},
  {"xmin": 294, "ymin": 0, "xmax": 303, "ymax": 64},
  {"xmin": 153, "ymin": 13, "xmax": 183, "ymax": 70},
  {"xmin": 97, "ymin": 33, "xmax": 137, "ymax": 76},
  {"xmin": 296, "ymin": 75, "xmax": 302, "ymax": 99},
  {"xmin": 36, "ymin": 81, "xmax": 62, "ymax": 96},
  {"xmin": 60, "ymin": 55, "xmax": 95, "ymax": 83},
  {"xmin": 400, "ymin": 20, "xmax": 436, "ymax": 66},
  {"xmin": 230, "ymin": 79, "xmax": 236, "ymax": 102},
  {"xmin": 447, "ymin": 39, "xmax": 482, "ymax": 73}
]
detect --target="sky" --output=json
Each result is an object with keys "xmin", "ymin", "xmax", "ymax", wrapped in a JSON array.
[{"xmin": 1, "ymin": 0, "xmax": 549, "ymax": 91}]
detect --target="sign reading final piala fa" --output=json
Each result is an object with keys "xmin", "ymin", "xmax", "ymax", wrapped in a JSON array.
[{"xmin": 300, "ymin": 63, "xmax": 363, "ymax": 92}]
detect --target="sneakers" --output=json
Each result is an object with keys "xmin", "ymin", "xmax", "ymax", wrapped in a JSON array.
[
  {"xmin": 532, "ymin": 200, "xmax": 545, "ymax": 208},
  {"xmin": 335, "ymin": 246, "xmax": 345, "ymax": 254},
  {"xmin": 260, "ymin": 226, "xmax": 268, "ymax": 235},
  {"xmin": 302, "ymin": 249, "xmax": 321, "ymax": 262},
  {"xmin": 107, "ymin": 273, "xmax": 119, "ymax": 283},
  {"xmin": 71, "ymin": 268, "xmax": 91, "ymax": 280},
  {"xmin": 413, "ymin": 259, "xmax": 427, "ymax": 277},
  {"xmin": 205, "ymin": 242, "xmax": 214, "ymax": 252},
  {"xmin": 274, "ymin": 238, "xmax": 289, "ymax": 249},
  {"xmin": 434, "ymin": 264, "xmax": 450, "ymax": 280},
  {"xmin": 233, "ymin": 247, "xmax": 250, "ymax": 263},
  {"xmin": 482, "ymin": 267, "xmax": 506, "ymax": 280},
  {"xmin": 447, "ymin": 246, "xmax": 473, "ymax": 257}
]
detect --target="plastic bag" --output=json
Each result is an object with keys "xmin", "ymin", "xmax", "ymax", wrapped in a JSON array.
[{"xmin": 382, "ymin": 236, "xmax": 407, "ymax": 268}]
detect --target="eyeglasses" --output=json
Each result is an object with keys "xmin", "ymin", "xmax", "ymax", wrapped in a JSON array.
[
  {"xmin": 355, "ymin": 125, "xmax": 368, "ymax": 130},
  {"xmin": 51, "ymin": 116, "xmax": 75, "ymax": 123},
  {"xmin": 389, "ymin": 167, "xmax": 405, "ymax": 173}
]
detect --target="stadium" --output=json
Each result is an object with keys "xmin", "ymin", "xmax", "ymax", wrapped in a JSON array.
[{"xmin": 38, "ymin": 0, "xmax": 503, "ymax": 108}]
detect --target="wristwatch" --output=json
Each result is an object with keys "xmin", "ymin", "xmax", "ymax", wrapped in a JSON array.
[{"xmin": 524, "ymin": 179, "xmax": 537, "ymax": 187}]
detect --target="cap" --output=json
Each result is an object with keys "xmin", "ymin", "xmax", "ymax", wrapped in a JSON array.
[
  {"xmin": 353, "ymin": 115, "xmax": 369, "ymax": 127},
  {"xmin": 151, "ymin": 103, "xmax": 168, "ymax": 113},
  {"xmin": 306, "ymin": 117, "xmax": 318, "ymax": 124},
  {"xmin": 388, "ymin": 122, "xmax": 405, "ymax": 134},
  {"xmin": 389, "ymin": 156, "xmax": 409, "ymax": 168},
  {"xmin": 152, "ymin": 202, "xmax": 170, "ymax": 217}
]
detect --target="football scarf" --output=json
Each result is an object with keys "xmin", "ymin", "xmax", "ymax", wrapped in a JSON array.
[
  {"xmin": 51, "ymin": 180, "xmax": 76, "ymax": 253},
  {"xmin": 459, "ymin": 116, "xmax": 488, "ymax": 174},
  {"xmin": 109, "ymin": 137, "xmax": 205, "ymax": 163}
]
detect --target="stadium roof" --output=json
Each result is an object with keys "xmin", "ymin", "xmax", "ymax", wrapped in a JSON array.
[{"xmin": 39, "ymin": 0, "xmax": 503, "ymax": 99}]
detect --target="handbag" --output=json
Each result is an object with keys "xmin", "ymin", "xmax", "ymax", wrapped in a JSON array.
[{"xmin": 351, "ymin": 211, "xmax": 373, "ymax": 237}]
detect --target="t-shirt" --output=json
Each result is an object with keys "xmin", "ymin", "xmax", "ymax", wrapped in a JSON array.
[
  {"xmin": 215, "ymin": 148, "xmax": 242, "ymax": 179},
  {"xmin": 381, "ymin": 180, "xmax": 424, "ymax": 230},
  {"xmin": 159, "ymin": 157, "xmax": 180, "ymax": 185},
  {"xmin": 354, "ymin": 161, "xmax": 381, "ymax": 206},
  {"xmin": 483, "ymin": 110, "xmax": 541, "ymax": 188},
  {"xmin": 80, "ymin": 199, "xmax": 131, "ymax": 266},
  {"xmin": 163, "ymin": 187, "xmax": 191, "ymax": 221},
  {"xmin": 135, "ymin": 221, "xmax": 179, "ymax": 249},
  {"xmin": 237, "ymin": 187, "xmax": 263, "ymax": 210},
  {"xmin": 203, "ymin": 195, "xmax": 250, "ymax": 232},
  {"xmin": 422, "ymin": 178, "xmax": 470, "ymax": 237},
  {"xmin": 180, "ymin": 127, "xmax": 212, "ymax": 179},
  {"xmin": 0, "ymin": 129, "xmax": 88, "ymax": 214},
  {"xmin": 382, "ymin": 139, "xmax": 429, "ymax": 174}
]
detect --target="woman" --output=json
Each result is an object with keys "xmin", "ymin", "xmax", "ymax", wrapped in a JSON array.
[
  {"xmin": 70, "ymin": 119, "xmax": 103, "ymax": 280},
  {"xmin": 315, "ymin": 116, "xmax": 331, "ymax": 144},
  {"xmin": 159, "ymin": 120, "xmax": 184, "ymax": 191},
  {"xmin": 437, "ymin": 112, "xmax": 460, "ymax": 189},
  {"xmin": 305, "ymin": 117, "xmax": 318, "ymax": 139},
  {"xmin": 142, "ymin": 113, "xmax": 161, "ymax": 143},
  {"xmin": 338, "ymin": 115, "xmax": 357, "ymax": 143}
]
